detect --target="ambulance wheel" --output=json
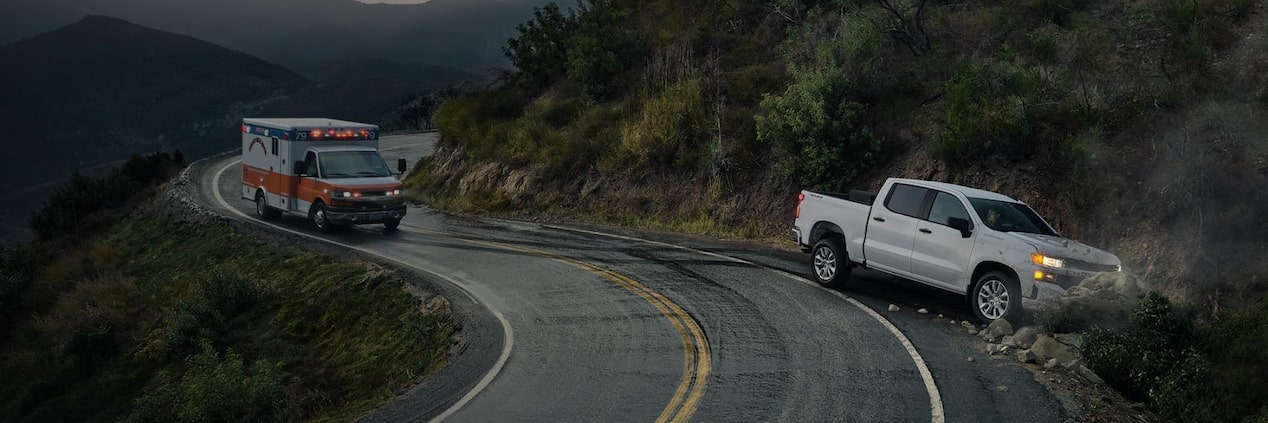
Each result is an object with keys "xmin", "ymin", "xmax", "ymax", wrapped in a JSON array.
[
  {"xmin": 383, "ymin": 218, "xmax": 401, "ymax": 231},
  {"xmin": 310, "ymin": 202, "xmax": 332, "ymax": 232},
  {"xmin": 254, "ymin": 191, "xmax": 280, "ymax": 220}
]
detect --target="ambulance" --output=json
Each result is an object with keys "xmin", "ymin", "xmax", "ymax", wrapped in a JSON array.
[{"xmin": 241, "ymin": 118, "xmax": 407, "ymax": 231}]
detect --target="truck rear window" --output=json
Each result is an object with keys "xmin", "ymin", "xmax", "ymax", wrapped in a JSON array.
[{"xmin": 885, "ymin": 184, "xmax": 928, "ymax": 217}]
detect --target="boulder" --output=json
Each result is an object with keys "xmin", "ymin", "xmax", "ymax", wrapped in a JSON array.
[
  {"xmin": 1040, "ymin": 272, "xmax": 1150, "ymax": 332},
  {"xmin": 1077, "ymin": 365, "xmax": 1105, "ymax": 384},
  {"xmin": 1017, "ymin": 349, "xmax": 1037, "ymax": 364},
  {"xmin": 981, "ymin": 318, "xmax": 1014, "ymax": 342},
  {"xmin": 888, "ymin": 304, "xmax": 900, "ymax": 312},
  {"xmin": 1031, "ymin": 334, "xmax": 1082, "ymax": 366},
  {"xmin": 918, "ymin": 308, "xmax": 929, "ymax": 315},
  {"xmin": 1044, "ymin": 358, "xmax": 1059, "ymax": 369},
  {"xmin": 1011, "ymin": 326, "xmax": 1042, "ymax": 349}
]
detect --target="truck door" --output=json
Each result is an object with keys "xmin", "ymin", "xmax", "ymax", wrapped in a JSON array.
[
  {"xmin": 910, "ymin": 191, "xmax": 976, "ymax": 291},
  {"xmin": 864, "ymin": 183, "xmax": 928, "ymax": 275},
  {"xmin": 294, "ymin": 150, "xmax": 323, "ymax": 215}
]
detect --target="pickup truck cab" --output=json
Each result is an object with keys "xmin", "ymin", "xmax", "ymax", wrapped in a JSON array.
[{"xmin": 793, "ymin": 178, "xmax": 1121, "ymax": 322}]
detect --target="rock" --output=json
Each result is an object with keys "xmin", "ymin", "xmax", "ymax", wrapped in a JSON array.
[
  {"xmin": 967, "ymin": 356, "xmax": 975, "ymax": 362},
  {"xmin": 1001, "ymin": 335, "xmax": 1017, "ymax": 347},
  {"xmin": 968, "ymin": 328, "xmax": 979, "ymax": 335},
  {"xmin": 1044, "ymin": 272, "xmax": 1150, "ymax": 332},
  {"xmin": 987, "ymin": 343, "xmax": 1003, "ymax": 354},
  {"xmin": 985, "ymin": 318, "xmax": 1015, "ymax": 338},
  {"xmin": 1031, "ymin": 334, "xmax": 1082, "ymax": 366},
  {"xmin": 950, "ymin": 320, "xmax": 957, "ymax": 325},
  {"xmin": 1017, "ymin": 349, "xmax": 1037, "ymax": 363},
  {"xmin": 888, "ymin": 304, "xmax": 900, "ymax": 312},
  {"xmin": 995, "ymin": 385, "xmax": 1009, "ymax": 392},
  {"xmin": 1062, "ymin": 358, "xmax": 1085, "ymax": 370},
  {"xmin": 938, "ymin": 314, "xmax": 945, "ymax": 318},
  {"xmin": 1077, "ymin": 365, "xmax": 1105, "ymax": 384},
  {"xmin": 1044, "ymin": 358, "xmax": 1059, "ymax": 369},
  {"xmin": 917, "ymin": 308, "xmax": 929, "ymax": 315},
  {"xmin": 1011, "ymin": 326, "xmax": 1042, "ymax": 349},
  {"xmin": 960, "ymin": 321, "xmax": 974, "ymax": 329}
]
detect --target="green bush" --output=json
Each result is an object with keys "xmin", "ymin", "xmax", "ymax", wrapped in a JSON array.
[
  {"xmin": 130, "ymin": 342, "xmax": 283, "ymax": 423},
  {"xmin": 1080, "ymin": 292, "xmax": 1217, "ymax": 422},
  {"xmin": 757, "ymin": 68, "xmax": 882, "ymax": 191},
  {"xmin": 29, "ymin": 152, "xmax": 183, "ymax": 241},
  {"xmin": 938, "ymin": 59, "xmax": 1041, "ymax": 165},
  {"xmin": 141, "ymin": 273, "xmax": 266, "ymax": 361},
  {"xmin": 1204, "ymin": 297, "xmax": 1268, "ymax": 421}
]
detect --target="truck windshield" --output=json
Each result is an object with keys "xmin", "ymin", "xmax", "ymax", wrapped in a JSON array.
[
  {"xmin": 319, "ymin": 151, "xmax": 391, "ymax": 179},
  {"xmin": 967, "ymin": 198, "xmax": 1058, "ymax": 236}
]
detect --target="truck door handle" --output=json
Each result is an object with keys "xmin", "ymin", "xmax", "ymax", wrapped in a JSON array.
[
  {"xmin": 919, "ymin": 228, "xmax": 932, "ymax": 234},
  {"xmin": 873, "ymin": 217, "xmax": 886, "ymax": 222}
]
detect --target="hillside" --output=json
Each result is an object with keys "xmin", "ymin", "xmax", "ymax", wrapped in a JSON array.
[
  {"xmin": 414, "ymin": 0, "xmax": 1268, "ymax": 303},
  {"xmin": 0, "ymin": 15, "xmax": 308, "ymax": 192},
  {"xmin": 0, "ymin": 0, "xmax": 553, "ymax": 69}
]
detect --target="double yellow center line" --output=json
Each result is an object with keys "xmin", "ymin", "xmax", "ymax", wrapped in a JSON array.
[{"xmin": 404, "ymin": 228, "xmax": 711, "ymax": 423}]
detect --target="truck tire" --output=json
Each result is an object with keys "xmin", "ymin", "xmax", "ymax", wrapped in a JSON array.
[
  {"xmin": 811, "ymin": 237, "xmax": 850, "ymax": 288},
  {"xmin": 310, "ymin": 202, "xmax": 333, "ymax": 233},
  {"xmin": 254, "ymin": 191, "xmax": 280, "ymax": 220},
  {"xmin": 970, "ymin": 270, "xmax": 1022, "ymax": 324},
  {"xmin": 383, "ymin": 218, "xmax": 401, "ymax": 231}
]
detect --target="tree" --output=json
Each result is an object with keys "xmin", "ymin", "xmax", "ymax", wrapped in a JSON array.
[{"xmin": 503, "ymin": 3, "xmax": 577, "ymax": 90}]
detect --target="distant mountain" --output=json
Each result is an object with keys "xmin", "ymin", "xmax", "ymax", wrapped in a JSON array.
[
  {"xmin": 0, "ymin": 0, "xmax": 553, "ymax": 70},
  {"xmin": 0, "ymin": 15, "xmax": 312, "ymax": 192}
]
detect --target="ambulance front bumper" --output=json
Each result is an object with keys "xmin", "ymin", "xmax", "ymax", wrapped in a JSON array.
[{"xmin": 326, "ymin": 204, "xmax": 407, "ymax": 224}]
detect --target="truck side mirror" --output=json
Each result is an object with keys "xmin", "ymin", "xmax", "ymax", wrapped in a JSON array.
[
  {"xmin": 948, "ymin": 217, "xmax": 973, "ymax": 238},
  {"xmin": 294, "ymin": 161, "xmax": 306, "ymax": 176},
  {"xmin": 397, "ymin": 158, "xmax": 407, "ymax": 174}
]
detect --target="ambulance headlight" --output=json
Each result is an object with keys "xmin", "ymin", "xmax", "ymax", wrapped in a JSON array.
[
  {"xmin": 333, "ymin": 191, "xmax": 351, "ymax": 198},
  {"xmin": 389, "ymin": 189, "xmax": 401, "ymax": 196}
]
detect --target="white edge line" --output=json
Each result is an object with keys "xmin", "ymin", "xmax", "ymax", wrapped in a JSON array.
[
  {"xmin": 209, "ymin": 159, "xmax": 512, "ymax": 423},
  {"xmin": 538, "ymin": 224, "xmax": 946, "ymax": 423}
]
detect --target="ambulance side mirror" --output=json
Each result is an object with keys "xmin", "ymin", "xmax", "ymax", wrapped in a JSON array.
[
  {"xmin": 294, "ymin": 161, "xmax": 306, "ymax": 176},
  {"xmin": 397, "ymin": 158, "xmax": 407, "ymax": 174}
]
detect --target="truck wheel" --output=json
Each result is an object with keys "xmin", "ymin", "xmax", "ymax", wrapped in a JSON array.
[
  {"xmin": 970, "ymin": 271, "xmax": 1022, "ymax": 324},
  {"xmin": 310, "ymin": 202, "xmax": 332, "ymax": 233},
  {"xmin": 383, "ymin": 218, "xmax": 401, "ymax": 231},
  {"xmin": 811, "ymin": 237, "xmax": 850, "ymax": 288}
]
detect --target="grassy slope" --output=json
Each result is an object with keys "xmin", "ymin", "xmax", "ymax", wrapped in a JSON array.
[{"xmin": 0, "ymin": 214, "xmax": 455, "ymax": 422}]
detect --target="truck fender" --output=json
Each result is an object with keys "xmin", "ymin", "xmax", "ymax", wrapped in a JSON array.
[{"xmin": 810, "ymin": 221, "xmax": 845, "ymax": 245}]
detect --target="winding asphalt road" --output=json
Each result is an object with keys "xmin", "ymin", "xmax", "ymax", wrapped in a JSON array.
[{"xmin": 189, "ymin": 133, "xmax": 1068, "ymax": 422}]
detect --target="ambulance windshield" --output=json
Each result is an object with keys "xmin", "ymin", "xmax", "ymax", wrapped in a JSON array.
[{"xmin": 319, "ymin": 151, "xmax": 391, "ymax": 179}]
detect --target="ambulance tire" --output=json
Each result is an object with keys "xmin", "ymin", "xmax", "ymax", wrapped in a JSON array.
[
  {"xmin": 255, "ymin": 191, "xmax": 280, "ymax": 220},
  {"xmin": 384, "ymin": 218, "xmax": 401, "ymax": 231},
  {"xmin": 310, "ymin": 202, "xmax": 333, "ymax": 233}
]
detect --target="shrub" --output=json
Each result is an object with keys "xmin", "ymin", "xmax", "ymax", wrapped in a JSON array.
[
  {"xmin": 130, "ymin": 342, "xmax": 283, "ymax": 423},
  {"xmin": 565, "ymin": 0, "xmax": 642, "ymax": 100},
  {"xmin": 1080, "ymin": 292, "xmax": 1217, "ymax": 422},
  {"xmin": 938, "ymin": 59, "xmax": 1041, "ymax": 165},
  {"xmin": 140, "ymin": 273, "xmax": 265, "ymax": 361},
  {"xmin": 757, "ymin": 68, "xmax": 882, "ymax": 191},
  {"xmin": 29, "ymin": 152, "xmax": 183, "ymax": 241},
  {"xmin": 622, "ymin": 79, "xmax": 710, "ymax": 168},
  {"xmin": 1204, "ymin": 297, "xmax": 1268, "ymax": 421}
]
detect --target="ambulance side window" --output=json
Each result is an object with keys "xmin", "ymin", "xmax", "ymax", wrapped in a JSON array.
[
  {"xmin": 271, "ymin": 137, "xmax": 278, "ymax": 155},
  {"xmin": 303, "ymin": 152, "xmax": 319, "ymax": 177}
]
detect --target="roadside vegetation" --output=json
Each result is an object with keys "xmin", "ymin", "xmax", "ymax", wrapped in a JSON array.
[
  {"xmin": 0, "ymin": 153, "xmax": 457, "ymax": 422},
  {"xmin": 407, "ymin": 0, "xmax": 1268, "ymax": 419}
]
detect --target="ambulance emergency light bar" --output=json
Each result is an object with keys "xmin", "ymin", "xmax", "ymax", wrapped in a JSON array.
[{"xmin": 241, "ymin": 124, "xmax": 378, "ymax": 141}]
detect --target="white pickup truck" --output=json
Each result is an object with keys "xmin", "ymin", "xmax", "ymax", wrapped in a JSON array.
[{"xmin": 793, "ymin": 178, "xmax": 1121, "ymax": 322}]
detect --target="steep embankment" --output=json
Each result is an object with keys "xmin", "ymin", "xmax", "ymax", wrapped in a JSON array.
[
  {"xmin": 412, "ymin": 0, "xmax": 1268, "ymax": 303},
  {"xmin": 0, "ymin": 154, "xmax": 458, "ymax": 422}
]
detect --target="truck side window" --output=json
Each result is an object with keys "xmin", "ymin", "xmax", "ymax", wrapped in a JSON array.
[
  {"xmin": 271, "ymin": 137, "xmax": 278, "ymax": 155},
  {"xmin": 304, "ymin": 152, "xmax": 319, "ymax": 177},
  {"xmin": 927, "ymin": 192, "xmax": 970, "ymax": 227},
  {"xmin": 885, "ymin": 184, "xmax": 928, "ymax": 218}
]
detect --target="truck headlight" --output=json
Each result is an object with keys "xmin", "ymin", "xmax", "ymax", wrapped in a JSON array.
[
  {"xmin": 1030, "ymin": 253, "xmax": 1065, "ymax": 268},
  {"xmin": 333, "ymin": 191, "xmax": 352, "ymax": 198}
]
